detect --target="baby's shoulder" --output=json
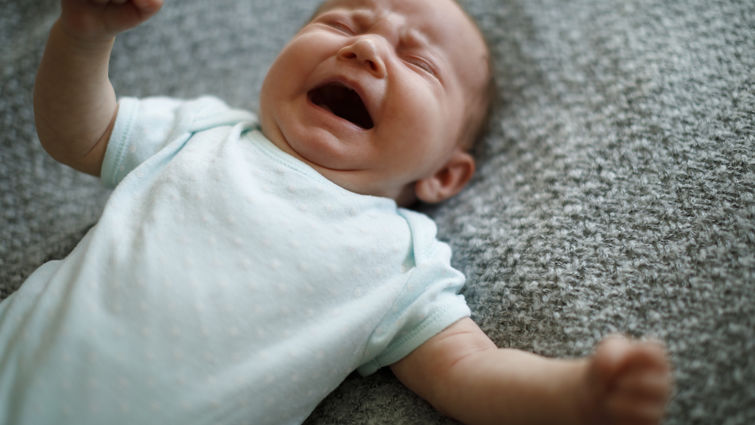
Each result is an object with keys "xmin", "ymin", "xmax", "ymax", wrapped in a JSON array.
[{"xmin": 396, "ymin": 208, "xmax": 453, "ymax": 265}]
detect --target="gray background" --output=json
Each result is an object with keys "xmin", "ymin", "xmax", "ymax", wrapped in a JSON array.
[{"xmin": 1, "ymin": 0, "xmax": 753, "ymax": 423}]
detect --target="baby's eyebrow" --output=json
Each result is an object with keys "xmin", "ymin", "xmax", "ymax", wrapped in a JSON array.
[
  {"xmin": 401, "ymin": 28, "xmax": 447, "ymax": 64},
  {"xmin": 401, "ymin": 28, "xmax": 430, "ymax": 48},
  {"xmin": 349, "ymin": 9, "xmax": 377, "ymax": 26},
  {"xmin": 323, "ymin": 4, "xmax": 447, "ymax": 63},
  {"xmin": 317, "ymin": 6, "xmax": 375, "ymax": 27}
]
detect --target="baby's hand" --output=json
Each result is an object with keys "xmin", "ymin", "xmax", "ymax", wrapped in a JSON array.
[
  {"xmin": 586, "ymin": 336, "xmax": 672, "ymax": 425},
  {"xmin": 59, "ymin": 0, "xmax": 163, "ymax": 42}
]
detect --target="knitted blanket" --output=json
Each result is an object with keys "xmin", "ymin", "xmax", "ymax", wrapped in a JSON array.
[{"xmin": 1, "ymin": 0, "xmax": 752, "ymax": 423}]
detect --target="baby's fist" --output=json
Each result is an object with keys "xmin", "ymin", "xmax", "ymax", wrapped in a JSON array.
[{"xmin": 60, "ymin": 0, "xmax": 163, "ymax": 42}]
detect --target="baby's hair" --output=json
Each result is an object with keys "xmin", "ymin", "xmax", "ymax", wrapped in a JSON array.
[
  {"xmin": 473, "ymin": 62, "xmax": 498, "ymax": 151},
  {"xmin": 459, "ymin": 12, "xmax": 497, "ymax": 153},
  {"xmin": 445, "ymin": 0, "xmax": 498, "ymax": 153}
]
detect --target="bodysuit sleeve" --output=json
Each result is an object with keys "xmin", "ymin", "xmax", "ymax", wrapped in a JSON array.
[
  {"xmin": 357, "ymin": 210, "xmax": 471, "ymax": 375},
  {"xmin": 100, "ymin": 96, "xmax": 249, "ymax": 188}
]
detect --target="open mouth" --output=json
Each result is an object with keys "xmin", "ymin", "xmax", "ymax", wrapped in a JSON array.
[{"xmin": 307, "ymin": 82, "xmax": 374, "ymax": 130}]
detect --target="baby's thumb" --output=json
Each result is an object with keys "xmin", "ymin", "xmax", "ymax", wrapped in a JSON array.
[
  {"xmin": 131, "ymin": 0, "xmax": 163, "ymax": 16},
  {"xmin": 592, "ymin": 335, "xmax": 632, "ymax": 384}
]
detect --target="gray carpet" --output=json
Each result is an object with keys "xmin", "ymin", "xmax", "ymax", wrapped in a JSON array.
[{"xmin": 1, "ymin": 0, "xmax": 753, "ymax": 424}]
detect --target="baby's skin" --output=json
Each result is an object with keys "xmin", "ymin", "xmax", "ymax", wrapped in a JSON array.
[
  {"xmin": 586, "ymin": 336, "xmax": 672, "ymax": 424},
  {"xmin": 394, "ymin": 319, "xmax": 671, "ymax": 425},
  {"xmin": 33, "ymin": 0, "xmax": 673, "ymax": 424}
]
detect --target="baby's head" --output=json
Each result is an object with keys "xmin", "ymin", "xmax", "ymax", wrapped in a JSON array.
[{"xmin": 259, "ymin": 0, "xmax": 492, "ymax": 206}]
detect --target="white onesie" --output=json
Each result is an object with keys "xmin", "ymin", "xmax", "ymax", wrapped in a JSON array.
[{"xmin": 0, "ymin": 96, "xmax": 470, "ymax": 425}]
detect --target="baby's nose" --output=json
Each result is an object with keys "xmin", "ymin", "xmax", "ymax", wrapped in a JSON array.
[{"xmin": 337, "ymin": 37, "xmax": 386, "ymax": 78}]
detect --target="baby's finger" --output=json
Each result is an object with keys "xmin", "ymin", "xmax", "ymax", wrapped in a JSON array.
[
  {"xmin": 614, "ymin": 373, "xmax": 671, "ymax": 401},
  {"xmin": 607, "ymin": 395, "xmax": 666, "ymax": 425},
  {"xmin": 620, "ymin": 342, "xmax": 670, "ymax": 376},
  {"xmin": 130, "ymin": 0, "xmax": 163, "ymax": 14}
]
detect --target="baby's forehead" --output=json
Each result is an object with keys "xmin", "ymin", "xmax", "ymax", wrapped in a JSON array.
[
  {"xmin": 313, "ymin": 0, "xmax": 488, "ymax": 79},
  {"xmin": 314, "ymin": 0, "xmax": 477, "ymax": 40}
]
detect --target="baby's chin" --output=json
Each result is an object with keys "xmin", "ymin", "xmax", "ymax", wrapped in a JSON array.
[
  {"xmin": 281, "ymin": 133, "xmax": 406, "ymax": 200},
  {"xmin": 287, "ymin": 131, "xmax": 361, "ymax": 171},
  {"xmin": 263, "ymin": 101, "xmax": 376, "ymax": 168},
  {"xmin": 275, "ymin": 110, "xmax": 373, "ymax": 169}
]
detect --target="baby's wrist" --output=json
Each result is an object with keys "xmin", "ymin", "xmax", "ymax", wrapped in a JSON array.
[{"xmin": 51, "ymin": 20, "xmax": 116, "ymax": 55}]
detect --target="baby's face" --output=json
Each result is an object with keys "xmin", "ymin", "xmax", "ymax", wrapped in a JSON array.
[{"xmin": 259, "ymin": 0, "xmax": 489, "ymax": 204}]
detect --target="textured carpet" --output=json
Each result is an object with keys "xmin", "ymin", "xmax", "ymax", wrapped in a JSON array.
[{"xmin": 1, "ymin": 0, "xmax": 753, "ymax": 424}]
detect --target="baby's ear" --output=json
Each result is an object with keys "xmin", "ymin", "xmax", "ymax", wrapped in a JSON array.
[{"xmin": 414, "ymin": 148, "xmax": 475, "ymax": 204}]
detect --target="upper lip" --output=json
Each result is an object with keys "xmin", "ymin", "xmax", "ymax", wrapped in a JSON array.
[{"xmin": 307, "ymin": 74, "xmax": 378, "ymax": 129}]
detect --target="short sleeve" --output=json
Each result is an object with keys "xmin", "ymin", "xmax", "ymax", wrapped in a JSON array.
[
  {"xmin": 100, "ymin": 96, "xmax": 252, "ymax": 188},
  {"xmin": 358, "ymin": 210, "xmax": 470, "ymax": 375},
  {"xmin": 100, "ymin": 97, "xmax": 184, "ymax": 188}
]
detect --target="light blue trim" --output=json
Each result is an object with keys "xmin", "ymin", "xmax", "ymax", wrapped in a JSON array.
[
  {"xmin": 100, "ymin": 98, "xmax": 139, "ymax": 189},
  {"xmin": 357, "ymin": 302, "xmax": 471, "ymax": 375}
]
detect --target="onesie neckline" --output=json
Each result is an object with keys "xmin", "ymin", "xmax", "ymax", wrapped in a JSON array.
[{"xmin": 245, "ymin": 127, "xmax": 399, "ymax": 210}]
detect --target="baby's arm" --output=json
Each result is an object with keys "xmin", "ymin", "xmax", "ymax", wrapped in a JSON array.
[
  {"xmin": 34, "ymin": 0, "xmax": 163, "ymax": 175},
  {"xmin": 391, "ymin": 318, "xmax": 671, "ymax": 425}
]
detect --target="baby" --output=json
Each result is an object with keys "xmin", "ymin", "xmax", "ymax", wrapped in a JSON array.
[{"xmin": 0, "ymin": 0, "xmax": 671, "ymax": 424}]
